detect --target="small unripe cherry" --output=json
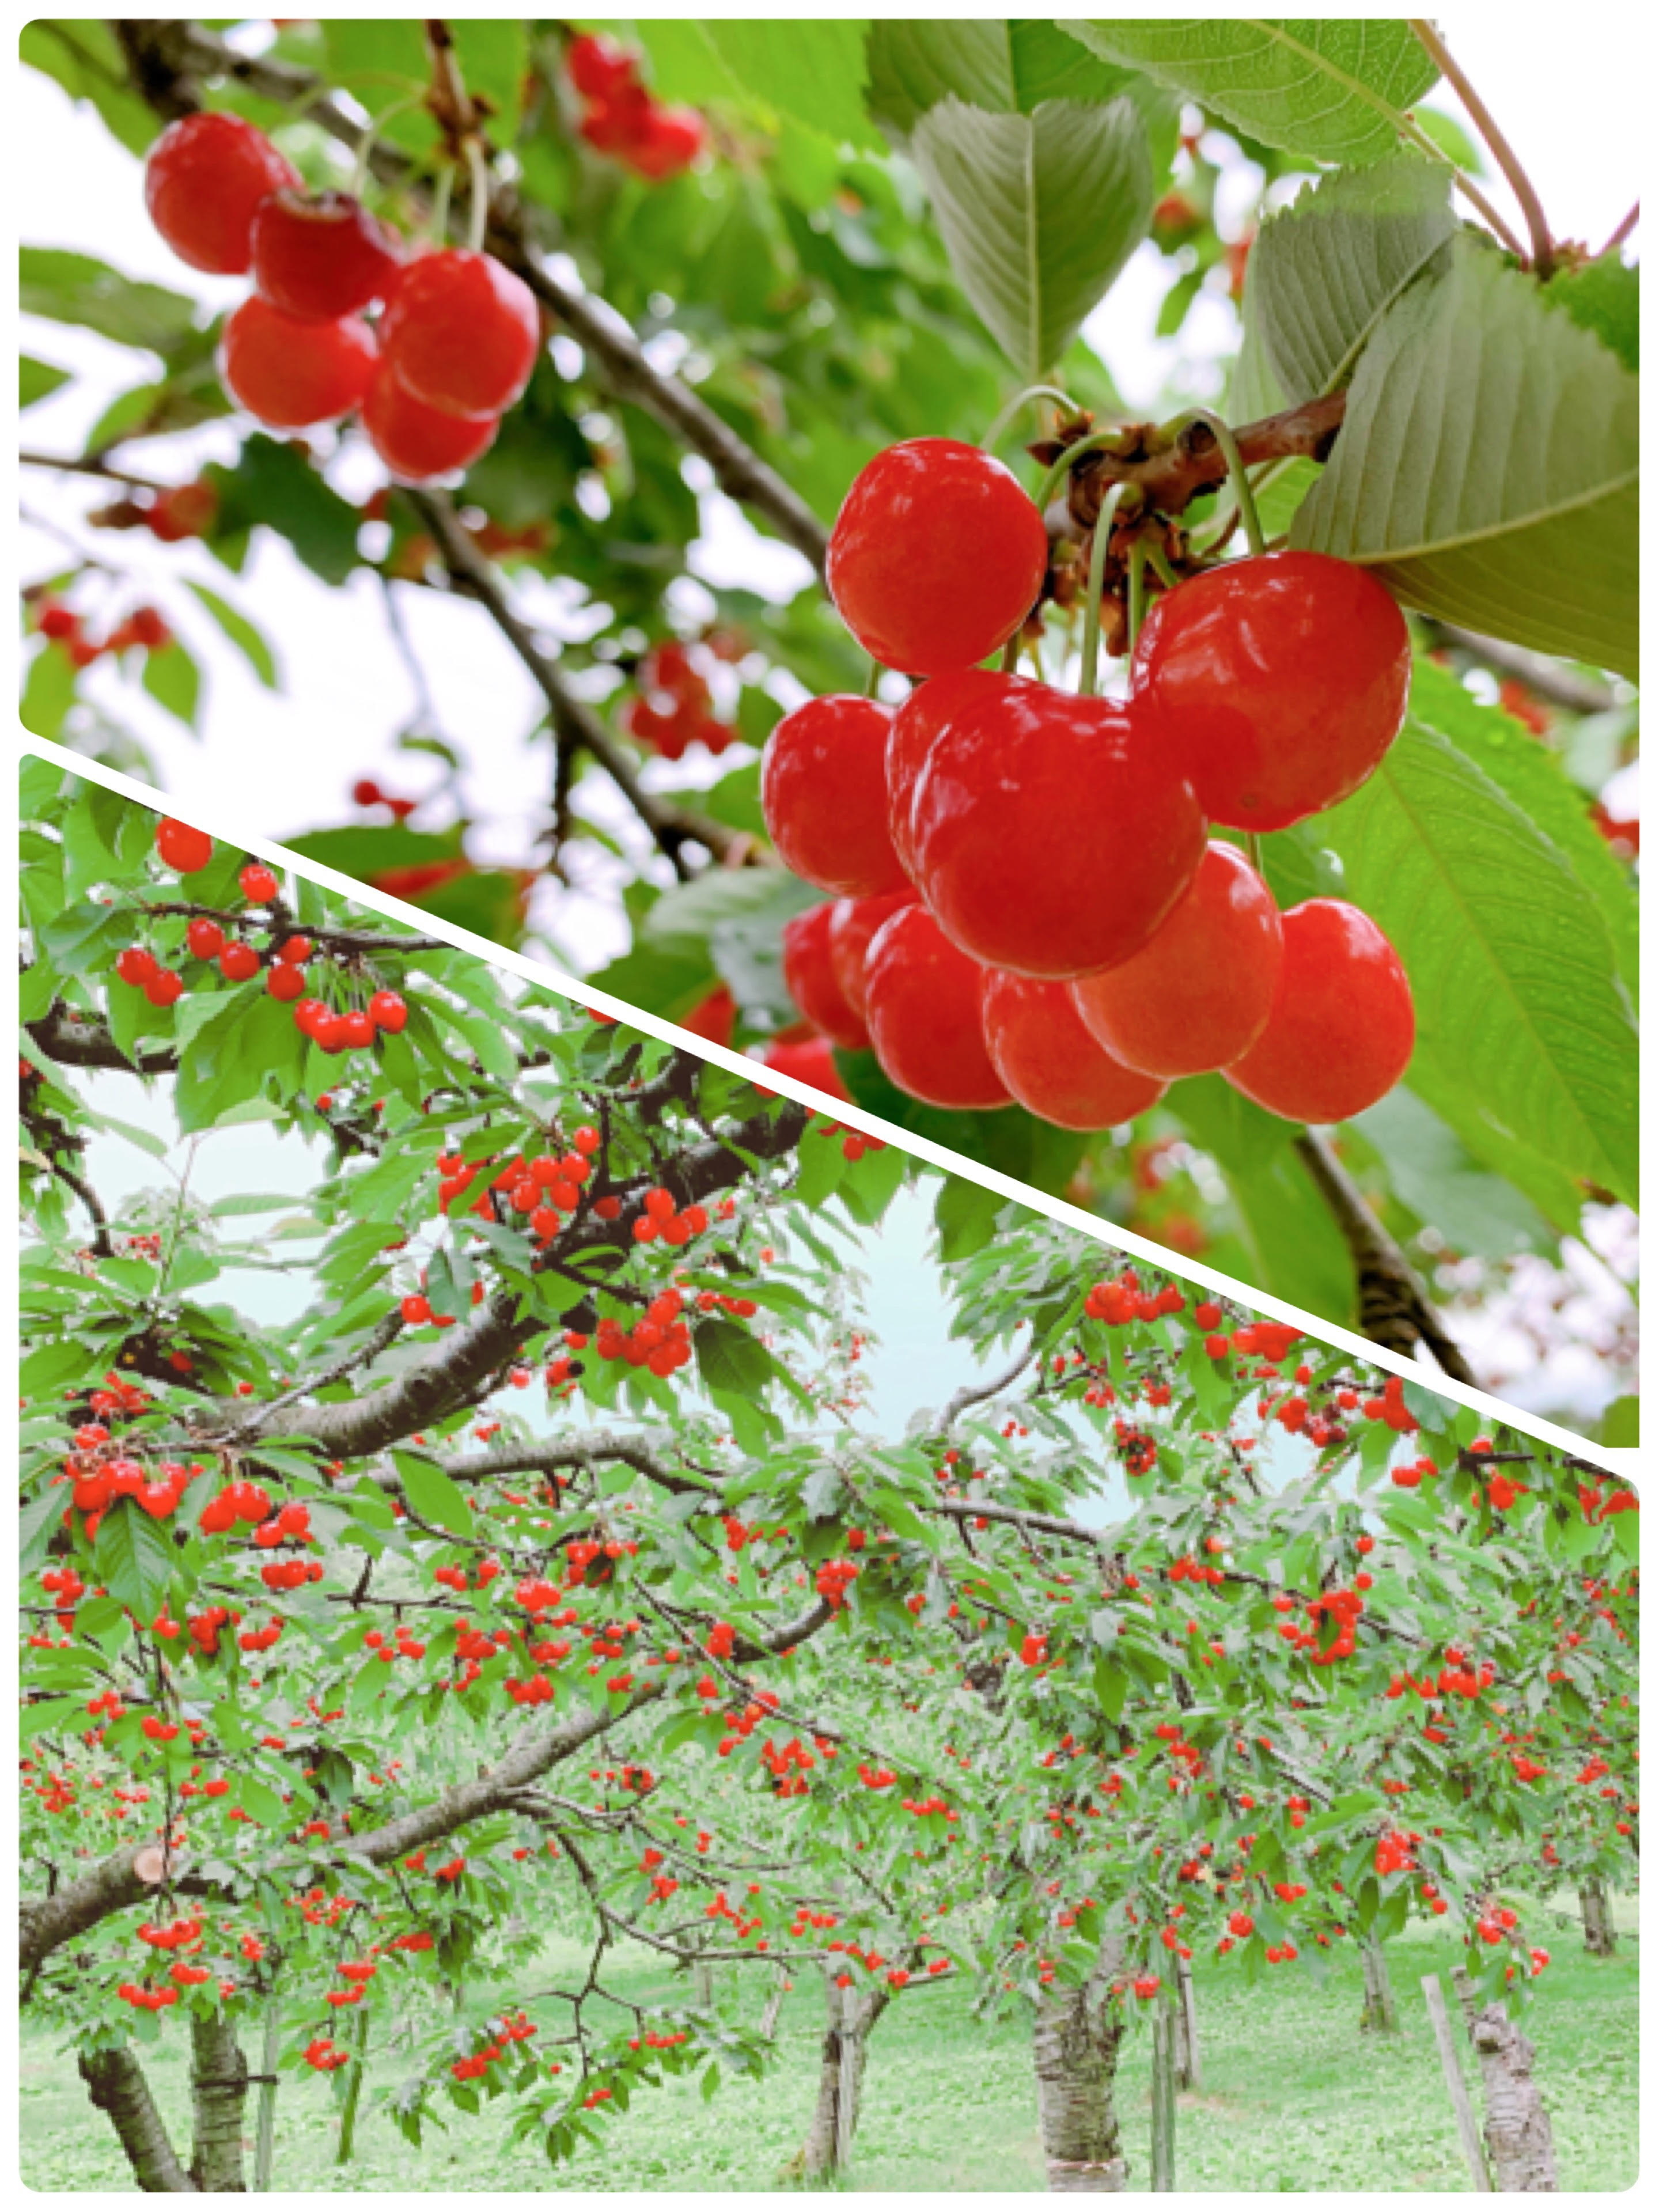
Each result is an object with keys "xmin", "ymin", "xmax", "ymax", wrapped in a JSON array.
[
  {"xmin": 219, "ymin": 298, "xmax": 378, "ymax": 429},
  {"xmin": 980, "ymin": 970, "xmax": 1166, "ymax": 1130},
  {"xmin": 143, "ymin": 112, "xmax": 298, "ymax": 275},
  {"xmin": 781, "ymin": 904, "xmax": 868, "ymax": 1051},
  {"xmin": 156, "ymin": 818, "xmax": 214, "ymax": 873},
  {"xmin": 360, "ymin": 364, "xmax": 500, "ymax": 483},
  {"xmin": 1223, "ymin": 899, "xmax": 1414, "ymax": 1124},
  {"xmin": 761, "ymin": 695, "xmax": 905, "ymax": 898},
  {"xmin": 250, "ymin": 188, "xmax": 402, "ymax": 321},
  {"xmin": 219, "ymin": 943, "xmax": 261, "ymax": 982},
  {"xmin": 380, "ymin": 250, "xmax": 540, "ymax": 420},
  {"xmin": 863, "ymin": 906, "xmax": 1009, "ymax": 1111}
]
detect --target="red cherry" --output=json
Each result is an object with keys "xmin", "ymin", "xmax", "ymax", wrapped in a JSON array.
[
  {"xmin": 781, "ymin": 904, "xmax": 869, "ymax": 1051},
  {"xmin": 760, "ymin": 696, "xmax": 906, "ymax": 897},
  {"xmin": 980, "ymin": 971, "xmax": 1166, "ymax": 1130},
  {"xmin": 144, "ymin": 969, "xmax": 186, "ymax": 1009},
  {"xmin": 368, "ymin": 990, "xmax": 408, "ymax": 1033},
  {"xmin": 910, "ymin": 683, "xmax": 1206, "ymax": 980},
  {"xmin": 250, "ymin": 189, "xmax": 402, "ymax": 321},
  {"xmin": 863, "ymin": 906, "xmax": 1010, "ymax": 1111},
  {"xmin": 219, "ymin": 298, "xmax": 377, "ymax": 429},
  {"xmin": 267, "ymin": 963, "xmax": 305, "ymax": 1003},
  {"xmin": 380, "ymin": 251, "xmax": 540, "ymax": 420},
  {"xmin": 116, "ymin": 946, "xmax": 158, "ymax": 988},
  {"xmin": 143, "ymin": 112, "xmax": 298, "ymax": 274},
  {"xmin": 759, "ymin": 1036, "xmax": 851, "ymax": 1103},
  {"xmin": 312, "ymin": 1012, "xmax": 347, "ymax": 1054},
  {"xmin": 579, "ymin": 86, "xmax": 654, "ymax": 156},
  {"xmin": 827, "ymin": 889, "xmax": 916, "ymax": 1027},
  {"xmin": 360, "ymin": 365, "xmax": 500, "ymax": 482},
  {"xmin": 292, "ymin": 998, "xmax": 329, "ymax": 1038},
  {"xmin": 238, "ymin": 863, "xmax": 279, "ymax": 904},
  {"xmin": 156, "ymin": 818, "xmax": 214, "ymax": 873},
  {"xmin": 827, "ymin": 440, "xmax": 1048, "ymax": 675},
  {"xmin": 567, "ymin": 32, "xmax": 638, "ymax": 100},
  {"xmin": 887, "ymin": 669, "xmax": 1027, "ymax": 886},
  {"xmin": 625, "ymin": 107, "xmax": 705, "ymax": 180},
  {"xmin": 1069, "ymin": 842, "xmax": 1283, "ymax": 1078},
  {"xmin": 340, "ymin": 1010, "xmax": 376, "ymax": 1051},
  {"xmin": 185, "ymin": 917, "xmax": 225, "ymax": 960},
  {"xmin": 679, "ymin": 986, "xmax": 736, "ymax": 1049},
  {"xmin": 1224, "ymin": 899, "xmax": 1414, "ymax": 1123},
  {"xmin": 219, "ymin": 943, "xmax": 261, "ymax": 983},
  {"xmin": 1134, "ymin": 552, "xmax": 1411, "ymax": 832}
]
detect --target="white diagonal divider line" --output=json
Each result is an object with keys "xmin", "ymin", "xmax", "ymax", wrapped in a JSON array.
[{"xmin": 14, "ymin": 734, "xmax": 1635, "ymax": 1479}]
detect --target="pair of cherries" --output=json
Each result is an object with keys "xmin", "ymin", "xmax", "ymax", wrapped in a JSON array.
[
  {"xmin": 766, "ymin": 438, "xmax": 1416, "ymax": 1130},
  {"xmin": 144, "ymin": 111, "xmax": 540, "ymax": 482}
]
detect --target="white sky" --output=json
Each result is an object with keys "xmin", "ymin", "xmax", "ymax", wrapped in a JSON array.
[{"xmin": 18, "ymin": 20, "xmax": 1642, "ymax": 975}]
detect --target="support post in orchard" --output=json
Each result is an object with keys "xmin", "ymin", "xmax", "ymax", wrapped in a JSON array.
[
  {"xmin": 1360, "ymin": 1933, "xmax": 1400, "ymax": 2033},
  {"xmin": 1031, "ymin": 1937, "xmax": 1129, "ymax": 2192},
  {"xmin": 835, "ymin": 1979, "xmax": 861, "ymax": 2175},
  {"xmin": 1578, "ymin": 1878, "xmax": 1618, "ymax": 1957},
  {"xmin": 1149, "ymin": 1987, "xmax": 1178, "ymax": 2192},
  {"xmin": 335, "ymin": 2006, "xmax": 371, "ymax": 2168},
  {"xmin": 253, "ymin": 1990, "xmax": 283, "ymax": 2191},
  {"xmin": 1420, "ymin": 1974, "xmax": 1493, "ymax": 2192},
  {"xmin": 1174, "ymin": 1952, "xmax": 1202, "ymax": 2089},
  {"xmin": 1452, "ymin": 1972, "xmax": 1561, "ymax": 2192},
  {"xmin": 797, "ymin": 1968, "xmax": 872, "ymax": 2179},
  {"xmin": 759, "ymin": 1965, "xmax": 789, "ymax": 2041}
]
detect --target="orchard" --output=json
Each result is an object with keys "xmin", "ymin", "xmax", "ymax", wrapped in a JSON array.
[
  {"xmin": 17, "ymin": 18, "xmax": 1639, "ymax": 1427},
  {"xmin": 19, "ymin": 763, "xmax": 1639, "ymax": 2191}
]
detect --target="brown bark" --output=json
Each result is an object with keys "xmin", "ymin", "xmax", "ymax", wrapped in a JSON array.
[
  {"xmin": 189, "ymin": 2012, "xmax": 249, "ymax": 2191},
  {"xmin": 1359, "ymin": 1933, "xmax": 1400, "ymax": 2033},
  {"xmin": 1455, "ymin": 1975, "xmax": 1560, "ymax": 2192},
  {"xmin": 793, "ymin": 1972, "xmax": 887, "ymax": 2179},
  {"xmin": 1579, "ymin": 1878, "xmax": 1617, "ymax": 1957},
  {"xmin": 79, "ymin": 2045, "xmax": 197, "ymax": 2192},
  {"xmin": 1032, "ymin": 1938, "xmax": 1129, "ymax": 2192}
]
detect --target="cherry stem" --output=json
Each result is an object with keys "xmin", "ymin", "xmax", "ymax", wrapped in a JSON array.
[
  {"xmin": 1032, "ymin": 430, "xmax": 1130, "ymax": 522},
  {"xmin": 982, "ymin": 384, "xmax": 1081, "ymax": 454},
  {"xmin": 1407, "ymin": 19, "xmax": 1554, "ymax": 279},
  {"xmin": 998, "ymin": 633, "xmax": 1022, "ymax": 675},
  {"xmin": 1144, "ymin": 541, "xmax": 1181, "ymax": 592},
  {"xmin": 1166, "ymin": 410, "xmax": 1264, "ymax": 559},
  {"xmin": 1126, "ymin": 540, "xmax": 1149, "ymax": 658},
  {"xmin": 863, "ymin": 658, "xmax": 882, "ymax": 699},
  {"xmin": 464, "ymin": 138, "xmax": 491, "ymax": 255},
  {"xmin": 429, "ymin": 158, "xmax": 454, "ymax": 247},
  {"xmin": 1078, "ymin": 482, "xmax": 1128, "ymax": 701},
  {"xmin": 352, "ymin": 99, "xmax": 419, "ymax": 198},
  {"xmin": 1600, "ymin": 200, "xmax": 1639, "ymax": 257},
  {"xmin": 1246, "ymin": 831, "xmax": 1266, "ymax": 876}
]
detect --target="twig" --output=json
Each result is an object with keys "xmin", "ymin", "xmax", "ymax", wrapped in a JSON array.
[
  {"xmin": 1599, "ymin": 202, "xmax": 1639, "ymax": 258},
  {"xmin": 1408, "ymin": 20, "xmax": 1555, "ymax": 278},
  {"xmin": 20, "ymin": 450, "xmax": 169, "ymax": 493},
  {"xmin": 1050, "ymin": 395, "xmax": 1347, "ymax": 539},
  {"xmin": 1421, "ymin": 623, "xmax": 1618, "ymax": 717}
]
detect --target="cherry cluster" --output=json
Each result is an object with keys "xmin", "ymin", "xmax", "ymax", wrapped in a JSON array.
[
  {"xmin": 621, "ymin": 642, "xmax": 736, "ymax": 760},
  {"xmin": 567, "ymin": 33, "xmax": 707, "ymax": 179},
  {"xmin": 143, "ymin": 110, "xmax": 540, "ymax": 482},
  {"xmin": 766, "ymin": 437, "xmax": 1417, "ymax": 1133},
  {"xmin": 32, "ymin": 598, "xmax": 170, "ymax": 668}
]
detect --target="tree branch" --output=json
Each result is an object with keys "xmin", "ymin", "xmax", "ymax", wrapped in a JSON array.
[
  {"xmin": 79, "ymin": 2044, "xmax": 197, "ymax": 2193},
  {"xmin": 1408, "ymin": 20, "xmax": 1555, "ymax": 278},
  {"xmin": 1050, "ymin": 394, "xmax": 1349, "ymax": 538},
  {"xmin": 1421, "ymin": 623, "xmax": 1619, "ymax": 716},
  {"xmin": 25, "ymin": 998, "xmax": 178, "ymax": 1075}
]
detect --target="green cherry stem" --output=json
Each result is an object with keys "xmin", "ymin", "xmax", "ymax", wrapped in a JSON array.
[
  {"xmin": 863, "ymin": 657, "xmax": 883, "ymax": 699},
  {"xmin": 464, "ymin": 138, "xmax": 492, "ymax": 255},
  {"xmin": 1078, "ymin": 482, "xmax": 1129, "ymax": 702},
  {"xmin": 1143, "ymin": 540, "xmax": 1182, "ymax": 592},
  {"xmin": 1166, "ymin": 408, "xmax": 1266, "ymax": 559},
  {"xmin": 1247, "ymin": 830, "xmax": 1266, "ymax": 876},
  {"xmin": 998, "ymin": 632, "xmax": 1023, "ymax": 675},
  {"xmin": 429, "ymin": 158, "xmax": 455, "ymax": 248},
  {"xmin": 1126, "ymin": 539, "xmax": 1150, "ymax": 659},
  {"xmin": 982, "ymin": 384, "xmax": 1082, "ymax": 454},
  {"xmin": 1032, "ymin": 430, "xmax": 1133, "ymax": 524},
  {"xmin": 351, "ymin": 99, "xmax": 421, "ymax": 197}
]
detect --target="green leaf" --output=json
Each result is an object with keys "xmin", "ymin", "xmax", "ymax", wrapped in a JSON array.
[
  {"xmin": 185, "ymin": 582, "xmax": 280, "ymax": 688},
  {"xmin": 703, "ymin": 21, "xmax": 882, "ymax": 150},
  {"xmin": 1319, "ymin": 673, "xmax": 1639, "ymax": 1207},
  {"xmin": 1599, "ymin": 1395, "xmax": 1638, "ymax": 1449},
  {"xmin": 20, "ymin": 19, "xmax": 161, "ymax": 156},
  {"xmin": 1290, "ymin": 238, "xmax": 1639, "ymax": 679},
  {"xmin": 20, "ymin": 642, "xmax": 75, "ymax": 743},
  {"xmin": 392, "ymin": 1452, "xmax": 476, "ymax": 1540},
  {"xmin": 20, "ymin": 1487, "xmax": 64, "ymax": 1579},
  {"xmin": 933, "ymin": 1177, "xmax": 1006, "ymax": 1263},
  {"xmin": 910, "ymin": 96, "xmax": 1154, "ymax": 381},
  {"xmin": 206, "ymin": 434, "xmax": 362, "ymax": 587},
  {"xmin": 140, "ymin": 641, "xmax": 201, "ymax": 729},
  {"xmin": 93, "ymin": 1501, "xmax": 176, "ymax": 1623},
  {"xmin": 236, "ymin": 1776, "xmax": 289, "ymax": 1827},
  {"xmin": 1243, "ymin": 154, "xmax": 1457, "ymax": 403},
  {"xmin": 1544, "ymin": 251, "xmax": 1638, "ymax": 374},
  {"xmin": 867, "ymin": 19, "xmax": 1157, "ymax": 134},
  {"xmin": 21, "ymin": 356, "xmax": 70, "ymax": 409},
  {"xmin": 1064, "ymin": 18, "xmax": 1438, "ymax": 166},
  {"xmin": 19, "ymin": 247, "xmax": 204, "ymax": 354},
  {"xmin": 695, "ymin": 1315, "xmax": 779, "ymax": 1403},
  {"xmin": 1355, "ymin": 1087, "xmax": 1552, "ymax": 1256}
]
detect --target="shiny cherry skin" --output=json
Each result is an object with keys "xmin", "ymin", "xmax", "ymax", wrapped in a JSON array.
[
  {"xmin": 887, "ymin": 668, "xmax": 1027, "ymax": 885},
  {"xmin": 380, "ymin": 250, "xmax": 540, "ymax": 420},
  {"xmin": 1070, "ymin": 842, "xmax": 1283, "ymax": 1078},
  {"xmin": 361, "ymin": 365, "xmax": 500, "ymax": 482},
  {"xmin": 155, "ymin": 817, "xmax": 214, "ymax": 873},
  {"xmin": 828, "ymin": 888, "xmax": 916, "ymax": 1025},
  {"xmin": 863, "ymin": 906, "xmax": 1010, "ymax": 1112},
  {"xmin": 1133, "ymin": 551, "xmax": 1411, "ymax": 832},
  {"xmin": 761, "ymin": 695, "xmax": 906, "ymax": 898},
  {"xmin": 980, "ymin": 970, "xmax": 1167, "ymax": 1131},
  {"xmin": 781, "ymin": 904, "xmax": 870, "ymax": 1051},
  {"xmin": 1224, "ymin": 898, "xmax": 1415, "ymax": 1123},
  {"xmin": 910, "ymin": 681, "xmax": 1206, "ymax": 980},
  {"xmin": 220, "ymin": 298, "xmax": 378, "ymax": 429},
  {"xmin": 827, "ymin": 439, "xmax": 1048, "ymax": 676},
  {"xmin": 143, "ymin": 112, "xmax": 298, "ymax": 274},
  {"xmin": 627, "ymin": 107, "xmax": 706, "ymax": 179},
  {"xmin": 251, "ymin": 189, "xmax": 402, "ymax": 321},
  {"xmin": 567, "ymin": 33, "xmax": 638, "ymax": 100},
  {"xmin": 759, "ymin": 1035, "xmax": 851, "ymax": 1103}
]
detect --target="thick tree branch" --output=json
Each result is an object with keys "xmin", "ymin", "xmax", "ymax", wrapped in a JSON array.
[
  {"xmin": 1050, "ymin": 395, "xmax": 1348, "ymax": 539},
  {"xmin": 25, "ymin": 997, "xmax": 178, "ymax": 1075},
  {"xmin": 1422, "ymin": 623, "xmax": 1619, "ymax": 715},
  {"xmin": 436, "ymin": 1433, "xmax": 720, "ymax": 1498},
  {"xmin": 79, "ymin": 2045, "xmax": 198, "ymax": 2193},
  {"xmin": 1293, "ymin": 1130, "xmax": 1475, "ymax": 1384}
]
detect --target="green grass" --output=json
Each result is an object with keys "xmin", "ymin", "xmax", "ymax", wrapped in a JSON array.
[{"xmin": 21, "ymin": 1905, "xmax": 1638, "ymax": 2191}]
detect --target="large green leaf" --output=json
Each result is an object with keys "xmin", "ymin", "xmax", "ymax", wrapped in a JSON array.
[
  {"xmin": 1317, "ymin": 675, "xmax": 1639, "ymax": 1210},
  {"xmin": 1544, "ymin": 252, "xmax": 1638, "ymax": 374},
  {"xmin": 20, "ymin": 248, "xmax": 203, "ymax": 356},
  {"xmin": 1063, "ymin": 18, "xmax": 1437, "ymax": 165},
  {"xmin": 392, "ymin": 1452, "xmax": 475, "ymax": 1539},
  {"xmin": 1291, "ymin": 239, "xmax": 1639, "ymax": 678},
  {"xmin": 1244, "ymin": 154, "xmax": 1458, "ymax": 402},
  {"xmin": 1354, "ymin": 1087, "xmax": 1554, "ymax": 1257},
  {"xmin": 94, "ymin": 1501, "xmax": 176, "ymax": 1623},
  {"xmin": 911, "ymin": 97, "xmax": 1153, "ymax": 380},
  {"xmin": 704, "ymin": 21, "xmax": 883, "ymax": 151}
]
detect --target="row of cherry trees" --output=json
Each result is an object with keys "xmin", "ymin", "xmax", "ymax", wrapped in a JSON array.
[{"xmin": 20, "ymin": 764, "xmax": 1638, "ymax": 2190}]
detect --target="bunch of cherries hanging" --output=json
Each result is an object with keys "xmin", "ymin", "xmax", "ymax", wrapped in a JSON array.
[{"xmin": 766, "ymin": 435, "xmax": 1416, "ymax": 1132}]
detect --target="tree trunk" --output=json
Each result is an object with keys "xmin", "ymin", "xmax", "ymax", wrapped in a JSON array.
[
  {"xmin": 760, "ymin": 1967, "xmax": 789, "ymax": 2041},
  {"xmin": 1173, "ymin": 1953, "xmax": 1202, "ymax": 2089},
  {"xmin": 336, "ymin": 2008, "xmax": 370, "ymax": 2166},
  {"xmin": 1455, "ymin": 1974, "xmax": 1559, "ymax": 2192},
  {"xmin": 1032, "ymin": 1938, "xmax": 1128, "ymax": 2192},
  {"xmin": 795, "ymin": 1971, "xmax": 877, "ymax": 2180},
  {"xmin": 80, "ymin": 2043, "xmax": 196, "ymax": 2192},
  {"xmin": 189, "ymin": 2011, "xmax": 249, "ymax": 2192},
  {"xmin": 1359, "ymin": 1933, "xmax": 1400, "ymax": 2033},
  {"xmin": 1579, "ymin": 1878, "xmax": 1617, "ymax": 1957},
  {"xmin": 1149, "ymin": 1990, "xmax": 1177, "ymax": 2191},
  {"xmin": 253, "ymin": 1994, "xmax": 282, "ymax": 2192}
]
